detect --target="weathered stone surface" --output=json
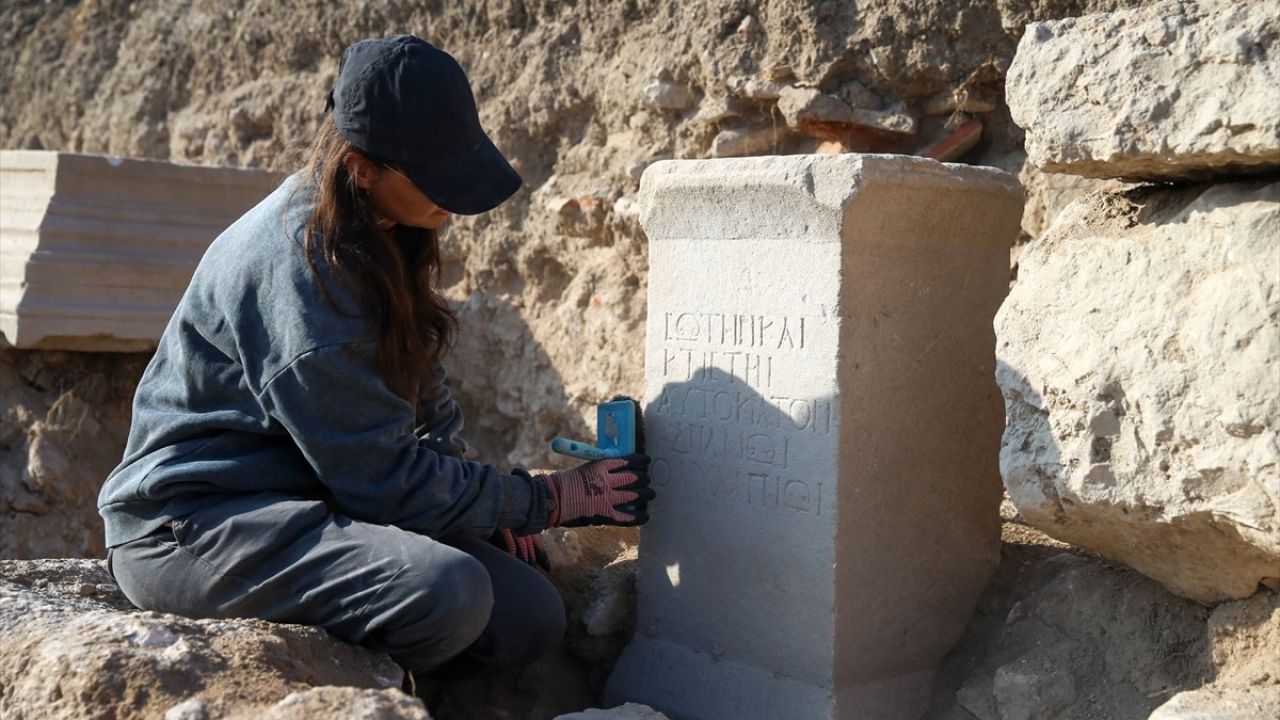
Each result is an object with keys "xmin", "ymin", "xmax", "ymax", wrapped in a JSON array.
[
  {"xmin": 708, "ymin": 127, "xmax": 786, "ymax": 158},
  {"xmin": 1007, "ymin": 0, "xmax": 1280, "ymax": 180},
  {"xmin": 641, "ymin": 81, "xmax": 696, "ymax": 112},
  {"xmin": 922, "ymin": 546, "xmax": 1278, "ymax": 720},
  {"xmin": 991, "ymin": 666, "xmax": 1076, "ymax": 720},
  {"xmin": 607, "ymin": 155, "xmax": 1022, "ymax": 719},
  {"xmin": 0, "ymin": 151, "xmax": 280, "ymax": 351},
  {"xmin": 1, "ymin": 348, "xmax": 146, "ymax": 560},
  {"xmin": 1148, "ymin": 687, "xmax": 1280, "ymax": 720},
  {"xmin": 996, "ymin": 180, "xmax": 1280, "ymax": 604},
  {"xmin": 777, "ymin": 86, "xmax": 916, "ymax": 141},
  {"xmin": 777, "ymin": 87, "xmax": 856, "ymax": 129},
  {"xmin": 0, "ymin": 559, "xmax": 406, "ymax": 720},
  {"xmin": 254, "ymin": 687, "xmax": 431, "ymax": 720},
  {"xmin": 552, "ymin": 703, "xmax": 669, "ymax": 720}
]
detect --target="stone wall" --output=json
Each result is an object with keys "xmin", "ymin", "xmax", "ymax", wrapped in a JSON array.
[{"xmin": 997, "ymin": 0, "xmax": 1280, "ymax": 609}]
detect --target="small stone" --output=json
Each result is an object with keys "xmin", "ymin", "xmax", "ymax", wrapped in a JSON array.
[
  {"xmin": 553, "ymin": 703, "xmax": 670, "ymax": 720},
  {"xmin": 725, "ymin": 75, "xmax": 785, "ymax": 101},
  {"xmin": 761, "ymin": 65, "xmax": 793, "ymax": 83},
  {"xmin": 548, "ymin": 197, "xmax": 582, "ymax": 215},
  {"xmin": 709, "ymin": 127, "xmax": 782, "ymax": 158},
  {"xmin": 955, "ymin": 677, "xmax": 1000, "ymax": 720},
  {"xmin": 925, "ymin": 86, "xmax": 999, "ymax": 116},
  {"xmin": 837, "ymin": 80, "xmax": 883, "ymax": 111},
  {"xmin": 849, "ymin": 105, "xmax": 917, "ymax": 136},
  {"xmin": 692, "ymin": 96, "xmax": 739, "ymax": 124},
  {"xmin": 778, "ymin": 87, "xmax": 916, "ymax": 140},
  {"xmin": 992, "ymin": 666, "xmax": 1076, "ymax": 720},
  {"xmin": 165, "ymin": 699, "xmax": 210, "ymax": 720},
  {"xmin": 777, "ymin": 86, "xmax": 855, "ymax": 127},
  {"xmin": 612, "ymin": 196, "xmax": 640, "ymax": 219},
  {"xmin": 641, "ymin": 81, "xmax": 696, "ymax": 112}
]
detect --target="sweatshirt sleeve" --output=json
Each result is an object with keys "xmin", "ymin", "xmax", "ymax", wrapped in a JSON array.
[
  {"xmin": 414, "ymin": 362, "xmax": 469, "ymax": 458},
  {"xmin": 258, "ymin": 341, "xmax": 549, "ymax": 537}
]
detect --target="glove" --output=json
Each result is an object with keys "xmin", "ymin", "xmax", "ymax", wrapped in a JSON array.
[
  {"xmin": 491, "ymin": 528, "xmax": 550, "ymax": 571},
  {"xmin": 539, "ymin": 454, "xmax": 654, "ymax": 528}
]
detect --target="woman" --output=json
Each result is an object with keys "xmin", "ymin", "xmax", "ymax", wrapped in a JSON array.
[{"xmin": 98, "ymin": 35, "xmax": 654, "ymax": 681}]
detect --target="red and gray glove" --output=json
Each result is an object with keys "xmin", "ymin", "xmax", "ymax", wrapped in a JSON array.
[
  {"xmin": 491, "ymin": 528, "xmax": 550, "ymax": 571},
  {"xmin": 539, "ymin": 454, "xmax": 654, "ymax": 528}
]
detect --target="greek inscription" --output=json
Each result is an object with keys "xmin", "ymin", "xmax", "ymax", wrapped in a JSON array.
[
  {"xmin": 654, "ymin": 386, "xmax": 833, "ymax": 436},
  {"xmin": 656, "ymin": 419, "xmax": 792, "ymax": 469},
  {"xmin": 653, "ymin": 309, "xmax": 832, "ymax": 520},
  {"xmin": 663, "ymin": 312, "xmax": 807, "ymax": 350},
  {"xmin": 649, "ymin": 456, "xmax": 826, "ymax": 517},
  {"xmin": 661, "ymin": 347, "xmax": 774, "ymax": 388}
]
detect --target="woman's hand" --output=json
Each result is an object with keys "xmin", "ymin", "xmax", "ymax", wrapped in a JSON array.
[
  {"xmin": 539, "ymin": 454, "xmax": 654, "ymax": 528},
  {"xmin": 491, "ymin": 528, "xmax": 550, "ymax": 571}
]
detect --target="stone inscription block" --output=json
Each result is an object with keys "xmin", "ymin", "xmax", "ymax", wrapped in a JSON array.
[
  {"xmin": 605, "ymin": 155, "xmax": 1024, "ymax": 720},
  {"xmin": 0, "ymin": 151, "xmax": 281, "ymax": 351}
]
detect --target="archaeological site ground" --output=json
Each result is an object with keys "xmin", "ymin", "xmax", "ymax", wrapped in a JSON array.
[{"xmin": 0, "ymin": 1, "xmax": 1276, "ymax": 719}]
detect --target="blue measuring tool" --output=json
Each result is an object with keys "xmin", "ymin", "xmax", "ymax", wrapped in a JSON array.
[{"xmin": 551, "ymin": 398, "xmax": 639, "ymax": 461}]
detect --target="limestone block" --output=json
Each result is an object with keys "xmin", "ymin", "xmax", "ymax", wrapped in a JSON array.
[
  {"xmin": 1006, "ymin": 0, "xmax": 1280, "ymax": 181},
  {"xmin": 0, "ymin": 151, "xmax": 281, "ymax": 351},
  {"xmin": 1148, "ymin": 686, "xmax": 1280, "ymax": 720},
  {"xmin": 995, "ymin": 181, "xmax": 1280, "ymax": 604},
  {"xmin": 606, "ymin": 155, "xmax": 1023, "ymax": 719}
]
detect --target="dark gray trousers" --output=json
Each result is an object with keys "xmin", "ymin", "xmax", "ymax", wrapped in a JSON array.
[{"xmin": 107, "ymin": 493, "xmax": 565, "ymax": 677}]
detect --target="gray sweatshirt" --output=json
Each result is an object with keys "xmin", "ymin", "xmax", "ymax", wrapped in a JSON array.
[{"xmin": 98, "ymin": 175, "xmax": 549, "ymax": 548}]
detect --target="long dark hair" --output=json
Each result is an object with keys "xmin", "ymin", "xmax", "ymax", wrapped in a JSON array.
[{"xmin": 293, "ymin": 117, "xmax": 458, "ymax": 400}]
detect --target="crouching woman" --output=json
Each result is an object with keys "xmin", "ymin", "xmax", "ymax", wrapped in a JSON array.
[{"xmin": 97, "ymin": 35, "xmax": 653, "ymax": 681}]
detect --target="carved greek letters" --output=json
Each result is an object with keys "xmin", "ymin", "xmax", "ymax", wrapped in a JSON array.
[
  {"xmin": 653, "ymin": 308, "xmax": 831, "ymax": 519},
  {"xmin": 663, "ymin": 312, "xmax": 807, "ymax": 350}
]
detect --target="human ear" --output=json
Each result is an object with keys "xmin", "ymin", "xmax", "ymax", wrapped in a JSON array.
[{"xmin": 344, "ymin": 152, "xmax": 378, "ymax": 190}]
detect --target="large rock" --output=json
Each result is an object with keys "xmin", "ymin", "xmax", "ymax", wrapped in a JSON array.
[
  {"xmin": 1007, "ymin": 0, "xmax": 1280, "ymax": 180},
  {"xmin": 995, "ymin": 180, "xmax": 1280, "ymax": 604},
  {"xmin": 0, "ymin": 559, "xmax": 411, "ymax": 719}
]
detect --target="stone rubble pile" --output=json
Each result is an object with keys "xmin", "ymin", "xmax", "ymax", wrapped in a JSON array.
[
  {"xmin": 0, "ymin": 558, "xmax": 667, "ymax": 720},
  {"xmin": 925, "ymin": 536, "xmax": 1280, "ymax": 720},
  {"xmin": 996, "ymin": 0, "xmax": 1279, "ymax": 715}
]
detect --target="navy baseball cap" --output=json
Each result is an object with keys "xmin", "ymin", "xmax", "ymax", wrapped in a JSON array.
[{"xmin": 326, "ymin": 35, "xmax": 522, "ymax": 215}]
